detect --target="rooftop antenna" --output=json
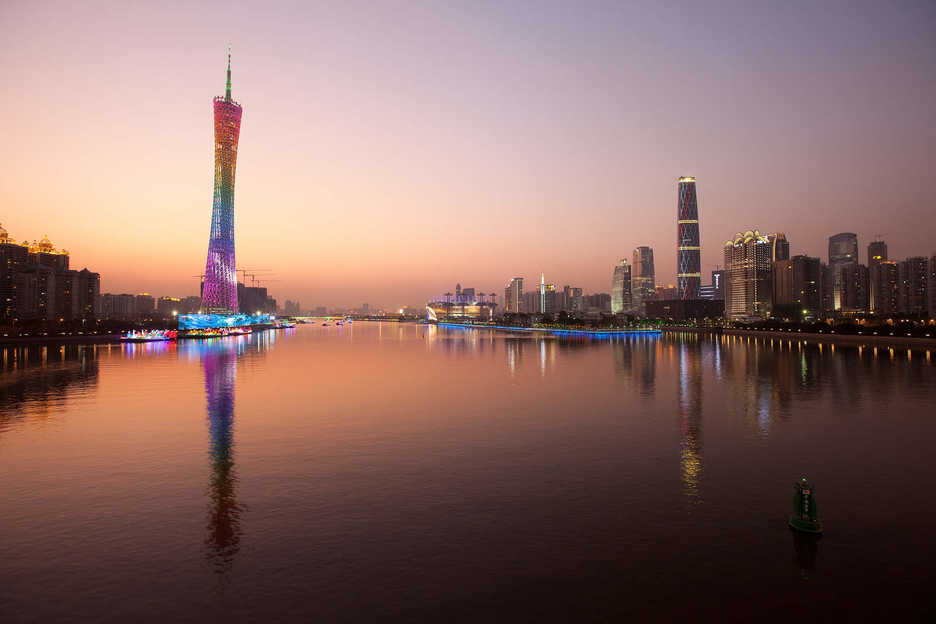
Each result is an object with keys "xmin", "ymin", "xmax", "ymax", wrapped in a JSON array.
[{"xmin": 225, "ymin": 45, "xmax": 232, "ymax": 101}]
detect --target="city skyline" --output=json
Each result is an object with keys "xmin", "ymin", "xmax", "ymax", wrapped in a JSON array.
[{"xmin": 2, "ymin": 1, "xmax": 935, "ymax": 308}]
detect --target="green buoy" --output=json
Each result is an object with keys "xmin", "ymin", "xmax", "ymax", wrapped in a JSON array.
[{"xmin": 789, "ymin": 476, "xmax": 823, "ymax": 534}]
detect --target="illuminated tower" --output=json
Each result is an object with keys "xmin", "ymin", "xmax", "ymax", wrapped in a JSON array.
[
  {"xmin": 202, "ymin": 50, "xmax": 243, "ymax": 313},
  {"xmin": 610, "ymin": 258, "xmax": 632, "ymax": 314},
  {"xmin": 676, "ymin": 176, "xmax": 701, "ymax": 299},
  {"xmin": 632, "ymin": 246, "xmax": 655, "ymax": 314}
]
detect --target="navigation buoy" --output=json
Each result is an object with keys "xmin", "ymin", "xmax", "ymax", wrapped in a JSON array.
[{"xmin": 789, "ymin": 477, "xmax": 823, "ymax": 534}]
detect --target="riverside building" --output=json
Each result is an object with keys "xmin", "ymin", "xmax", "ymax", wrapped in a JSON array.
[
  {"xmin": 676, "ymin": 177, "xmax": 701, "ymax": 300},
  {"xmin": 724, "ymin": 230, "xmax": 772, "ymax": 321}
]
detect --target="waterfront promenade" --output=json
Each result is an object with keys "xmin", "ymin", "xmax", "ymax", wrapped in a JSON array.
[{"xmin": 662, "ymin": 326, "xmax": 936, "ymax": 350}]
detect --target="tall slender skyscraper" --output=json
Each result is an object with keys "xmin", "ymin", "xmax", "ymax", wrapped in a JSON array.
[
  {"xmin": 828, "ymin": 233, "xmax": 858, "ymax": 311},
  {"xmin": 676, "ymin": 177, "xmax": 701, "ymax": 299},
  {"xmin": 868, "ymin": 239, "xmax": 887, "ymax": 314},
  {"xmin": 202, "ymin": 51, "xmax": 243, "ymax": 314},
  {"xmin": 504, "ymin": 277, "xmax": 524, "ymax": 313},
  {"xmin": 610, "ymin": 258, "xmax": 632, "ymax": 314},
  {"xmin": 632, "ymin": 246, "xmax": 655, "ymax": 314}
]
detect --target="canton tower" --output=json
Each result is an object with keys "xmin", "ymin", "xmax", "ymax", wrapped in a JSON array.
[
  {"xmin": 202, "ymin": 51, "xmax": 242, "ymax": 313},
  {"xmin": 676, "ymin": 176, "xmax": 701, "ymax": 300}
]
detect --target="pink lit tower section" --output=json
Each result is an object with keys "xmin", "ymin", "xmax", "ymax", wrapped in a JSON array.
[{"xmin": 201, "ymin": 50, "xmax": 242, "ymax": 313}]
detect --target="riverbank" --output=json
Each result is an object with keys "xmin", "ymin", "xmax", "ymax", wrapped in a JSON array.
[
  {"xmin": 0, "ymin": 334, "xmax": 122, "ymax": 347},
  {"xmin": 436, "ymin": 321, "xmax": 661, "ymax": 336},
  {"xmin": 662, "ymin": 326, "xmax": 936, "ymax": 350}
]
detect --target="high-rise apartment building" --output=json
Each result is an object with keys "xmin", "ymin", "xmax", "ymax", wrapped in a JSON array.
[
  {"xmin": 874, "ymin": 261, "xmax": 900, "ymax": 317},
  {"xmin": 611, "ymin": 258, "xmax": 632, "ymax": 314},
  {"xmin": 202, "ymin": 52, "xmax": 243, "ymax": 314},
  {"xmin": 14, "ymin": 265, "xmax": 56, "ymax": 321},
  {"xmin": 838, "ymin": 264, "xmax": 869, "ymax": 315},
  {"xmin": 774, "ymin": 256, "xmax": 821, "ymax": 320},
  {"xmin": 676, "ymin": 177, "xmax": 701, "ymax": 299},
  {"xmin": 1, "ymin": 225, "xmax": 28, "ymax": 321},
  {"xmin": 930, "ymin": 254, "xmax": 936, "ymax": 318},
  {"xmin": 77, "ymin": 269, "xmax": 100, "ymax": 319},
  {"xmin": 504, "ymin": 277, "xmax": 524, "ymax": 313},
  {"xmin": 724, "ymin": 230, "xmax": 772, "ymax": 321},
  {"xmin": 868, "ymin": 240, "xmax": 888, "ymax": 315},
  {"xmin": 562, "ymin": 286, "xmax": 583, "ymax": 314},
  {"xmin": 828, "ymin": 233, "xmax": 858, "ymax": 311},
  {"xmin": 135, "ymin": 293, "xmax": 156, "ymax": 318},
  {"xmin": 632, "ymin": 246, "xmax": 655, "ymax": 314},
  {"xmin": 898, "ymin": 257, "xmax": 928, "ymax": 316},
  {"xmin": 792, "ymin": 256, "xmax": 822, "ymax": 320}
]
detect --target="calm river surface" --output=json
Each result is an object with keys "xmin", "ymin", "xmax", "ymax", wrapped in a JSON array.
[{"xmin": 1, "ymin": 322, "xmax": 934, "ymax": 622}]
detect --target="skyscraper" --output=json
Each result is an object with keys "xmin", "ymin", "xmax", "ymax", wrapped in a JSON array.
[
  {"xmin": 676, "ymin": 177, "xmax": 701, "ymax": 299},
  {"xmin": 724, "ymin": 230, "xmax": 772, "ymax": 321},
  {"xmin": 828, "ymin": 233, "xmax": 858, "ymax": 311},
  {"xmin": 610, "ymin": 258, "xmax": 632, "ymax": 314},
  {"xmin": 769, "ymin": 233, "xmax": 790, "ymax": 262},
  {"xmin": 632, "ymin": 246, "xmax": 655, "ymax": 314},
  {"xmin": 504, "ymin": 277, "xmax": 524, "ymax": 313},
  {"xmin": 898, "ymin": 257, "xmax": 928, "ymax": 316},
  {"xmin": 929, "ymin": 253, "xmax": 936, "ymax": 318},
  {"xmin": 202, "ymin": 51, "xmax": 243, "ymax": 314},
  {"xmin": 876, "ymin": 261, "xmax": 900, "ymax": 317},
  {"xmin": 791, "ymin": 255, "xmax": 822, "ymax": 321},
  {"xmin": 868, "ymin": 239, "xmax": 888, "ymax": 315}
]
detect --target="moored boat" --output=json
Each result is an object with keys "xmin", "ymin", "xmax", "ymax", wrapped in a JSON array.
[{"xmin": 120, "ymin": 329, "xmax": 177, "ymax": 342}]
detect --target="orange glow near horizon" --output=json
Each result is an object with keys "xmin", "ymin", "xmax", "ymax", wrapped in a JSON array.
[{"xmin": 2, "ymin": 2, "xmax": 934, "ymax": 309}]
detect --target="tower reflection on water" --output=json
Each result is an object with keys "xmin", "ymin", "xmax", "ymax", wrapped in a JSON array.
[
  {"xmin": 201, "ymin": 338, "xmax": 244, "ymax": 575},
  {"xmin": 182, "ymin": 331, "xmax": 279, "ymax": 576}
]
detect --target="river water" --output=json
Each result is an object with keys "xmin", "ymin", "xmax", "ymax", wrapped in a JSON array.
[{"xmin": 1, "ymin": 323, "xmax": 933, "ymax": 621}]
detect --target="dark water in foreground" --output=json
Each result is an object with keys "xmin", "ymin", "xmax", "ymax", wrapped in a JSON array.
[{"xmin": 1, "ymin": 323, "xmax": 934, "ymax": 622}]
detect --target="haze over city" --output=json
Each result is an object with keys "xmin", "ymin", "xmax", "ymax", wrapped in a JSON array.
[{"xmin": 2, "ymin": 0, "xmax": 934, "ymax": 308}]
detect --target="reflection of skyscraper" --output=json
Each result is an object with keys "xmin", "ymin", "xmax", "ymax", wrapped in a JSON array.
[
  {"xmin": 632, "ymin": 247, "xmax": 655, "ymax": 314},
  {"xmin": 611, "ymin": 336, "xmax": 657, "ymax": 396},
  {"xmin": 610, "ymin": 259, "xmax": 632, "ymax": 314},
  {"xmin": 678, "ymin": 342, "xmax": 703, "ymax": 502},
  {"xmin": 201, "ymin": 340, "xmax": 245, "ymax": 575},
  {"xmin": 202, "ymin": 52, "xmax": 243, "ymax": 314},
  {"xmin": 676, "ymin": 177, "xmax": 701, "ymax": 300}
]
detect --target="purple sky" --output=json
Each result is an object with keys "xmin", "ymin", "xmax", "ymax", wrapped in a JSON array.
[{"xmin": 1, "ymin": 0, "xmax": 934, "ymax": 308}]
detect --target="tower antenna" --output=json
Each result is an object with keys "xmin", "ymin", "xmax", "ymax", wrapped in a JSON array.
[{"xmin": 225, "ymin": 45, "xmax": 232, "ymax": 101}]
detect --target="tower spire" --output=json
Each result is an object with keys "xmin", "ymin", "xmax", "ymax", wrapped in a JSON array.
[{"xmin": 225, "ymin": 46, "xmax": 232, "ymax": 101}]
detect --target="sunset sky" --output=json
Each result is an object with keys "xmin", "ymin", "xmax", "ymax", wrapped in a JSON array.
[{"xmin": 2, "ymin": 0, "xmax": 934, "ymax": 309}]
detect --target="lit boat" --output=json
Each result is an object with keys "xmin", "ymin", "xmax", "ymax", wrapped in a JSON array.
[
  {"xmin": 120, "ymin": 329, "xmax": 177, "ymax": 342},
  {"xmin": 179, "ymin": 326, "xmax": 253, "ymax": 339}
]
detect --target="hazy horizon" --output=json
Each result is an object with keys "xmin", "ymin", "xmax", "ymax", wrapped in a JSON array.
[{"xmin": 2, "ymin": 0, "xmax": 935, "ymax": 309}]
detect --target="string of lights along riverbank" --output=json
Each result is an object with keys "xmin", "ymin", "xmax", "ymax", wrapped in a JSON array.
[{"xmin": 201, "ymin": 49, "xmax": 242, "ymax": 314}]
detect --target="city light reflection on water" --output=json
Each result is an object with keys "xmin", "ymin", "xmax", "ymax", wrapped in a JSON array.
[{"xmin": 0, "ymin": 324, "xmax": 934, "ymax": 621}]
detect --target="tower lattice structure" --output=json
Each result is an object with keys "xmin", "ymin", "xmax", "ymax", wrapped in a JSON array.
[
  {"xmin": 202, "ymin": 51, "xmax": 242, "ymax": 313},
  {"xmin": 676, "ymin": 176, "xmax": 701, "ymax": 300}
]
